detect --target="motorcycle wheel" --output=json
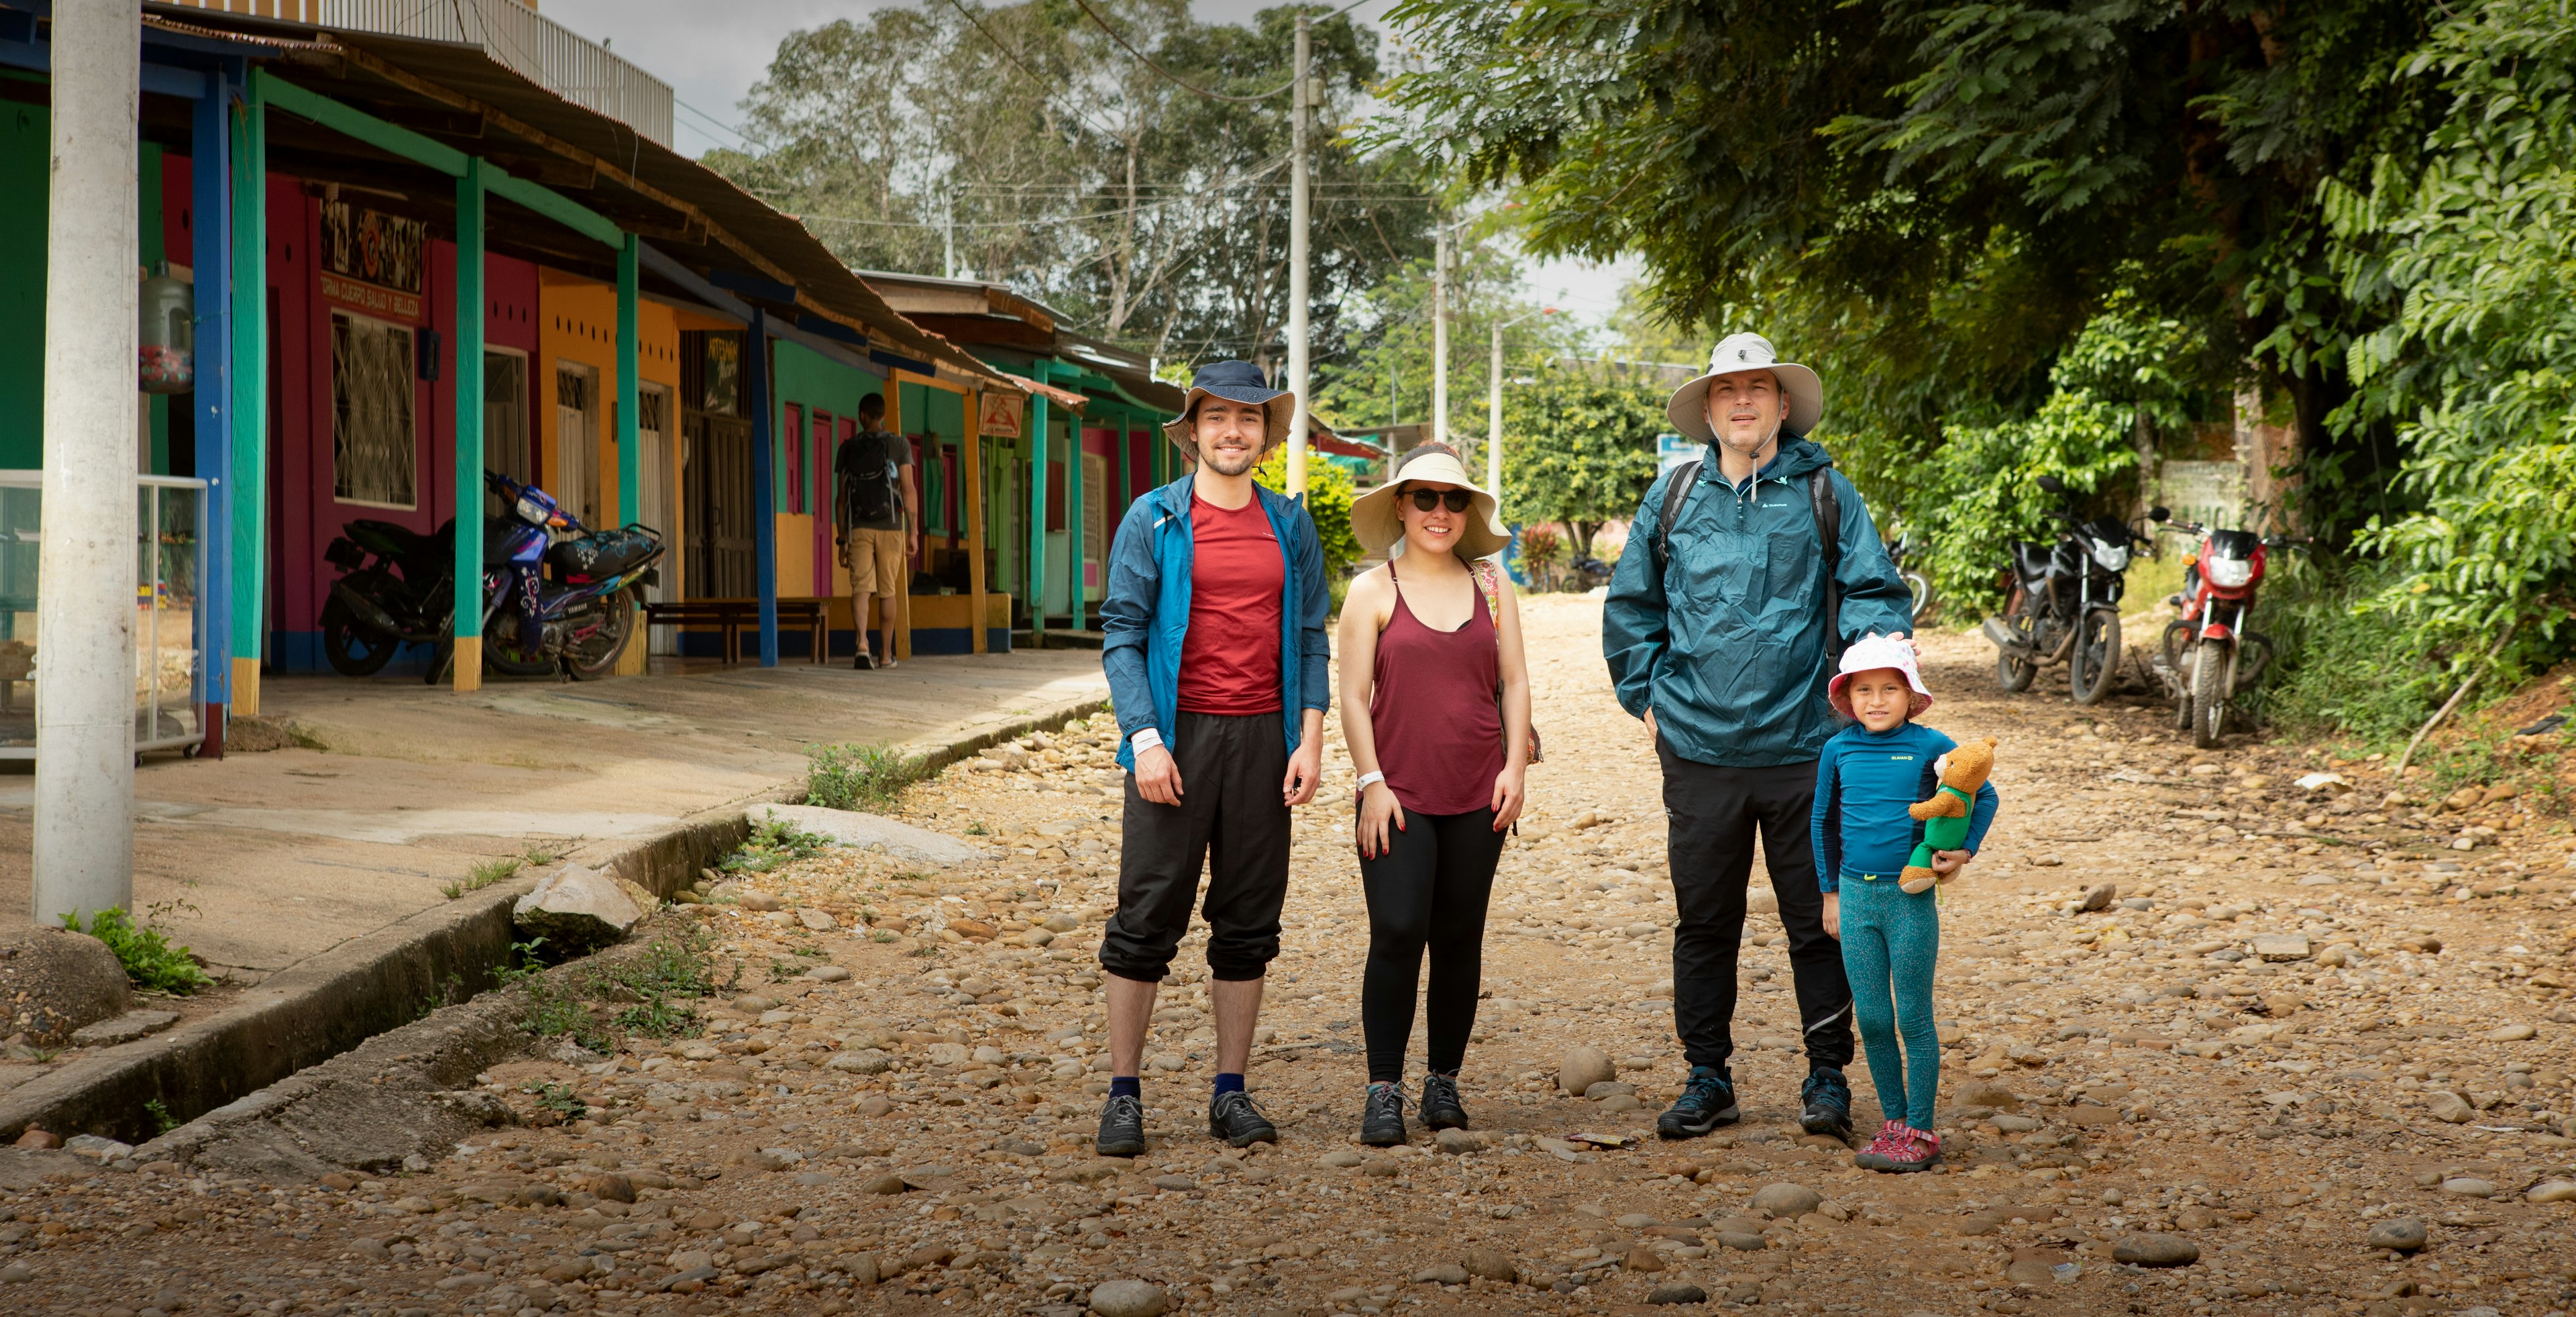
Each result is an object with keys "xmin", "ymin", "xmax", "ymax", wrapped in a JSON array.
[
  {"xmin": 564, "ymin": 591, "xmax": 637, "ymax": 682},
  {"xmin": 2162, "ymin": 622, "xmax": 2196, "ymax": 731},
  {"xmin": 484, "ymin": 612, "xmax": 561, "ymax": 678},
  {"xmin": 2192, "ymin": 639, "xmax": 2234, "ymax": 749},
  {"xmin": 319, "ymin": 596, "xmax": 400, "ymax": 678},
  {"xmin": 2070, "ymin": 608, "xmax": 2121, "ymax": 706},
  {"xmin": 1995, "ymin": 592, "xmax": 2039, "ymax": 692},
  {"xmin": 1902, "ymin": 572, "xmax": 1933, "ymax": 625}
]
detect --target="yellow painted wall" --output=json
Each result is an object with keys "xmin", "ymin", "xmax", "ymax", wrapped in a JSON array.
[{"xmin": 536, "ymin": 268, "xmax": 682, "ymax": 532}]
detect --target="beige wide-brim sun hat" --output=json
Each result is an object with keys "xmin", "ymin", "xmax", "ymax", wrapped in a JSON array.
[
  {"xmin": 1350, "ymin": 445, "xmax": 1513, "ymax": 560},
  {"xmin": 1665, "ymin": 331, "xmax": 1824, "ymax": 442}
]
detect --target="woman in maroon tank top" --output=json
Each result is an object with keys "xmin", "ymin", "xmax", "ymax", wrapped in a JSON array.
[{"xmin": 1335, "ymin": 443, "xmax": 1532, "ymax": 1147}]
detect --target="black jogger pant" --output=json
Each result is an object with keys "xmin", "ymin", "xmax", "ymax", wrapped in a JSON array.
[
  {"xmin": 1357, "ymin": 806, "xmax": 1507, "ymax": 1085},
  {"xmin": 1099, "ymin": 710, "xmax": 1291, "ymax": 983},
  {"xmin": 1658, "ymin": 739, "xmax": 1855, "ymax": 1075}
]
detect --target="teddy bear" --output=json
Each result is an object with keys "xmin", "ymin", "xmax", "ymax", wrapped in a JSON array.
[{"xmin": 1900, "ymin": 735, "xmax": 1998, "ymax": 893}]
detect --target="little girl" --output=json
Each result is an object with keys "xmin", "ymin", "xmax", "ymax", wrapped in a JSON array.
[{"xmin": 1811, "ymin": 633, "xmax": 1998, "ymax": 1172}]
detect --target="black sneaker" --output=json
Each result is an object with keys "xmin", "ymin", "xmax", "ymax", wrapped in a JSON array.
[
  {"xmin": 1420, "ymin": 1072, "xmax": 1468, "ymax": 1130},
  {"xmin": 1095, "ymin": 1093, "xmax": 1146, "ymax": 1157},
  {"xmin": 851, "ymin": 653, "xmax": 875, "ymax": 671},
  {"xmin": 1359, "ymin": 1083, "xmax": 1407, "ymax": 1147},
  {"xmin": 1656, "ymin": 1065, "xmax": 1740, "ymax": 1141},
  {"xmin": 1208, "ymin": 1090, "xmax": 1277, "ymax": 1147},
  {"xmin": 1800, "ymin": 1067, "xmax": 1854, "ymax": 1143}
]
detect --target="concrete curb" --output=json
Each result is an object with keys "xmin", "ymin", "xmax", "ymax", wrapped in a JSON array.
[{"xmin": 0, "ymin": 691, "xmax": 1112, "ymax": 1146}]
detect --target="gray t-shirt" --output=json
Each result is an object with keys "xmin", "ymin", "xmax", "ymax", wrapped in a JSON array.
[{"xmin": 835, "ymin": 429, "xmax": 911, "ymax": 531}]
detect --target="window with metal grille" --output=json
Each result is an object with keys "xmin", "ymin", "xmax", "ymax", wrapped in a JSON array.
[{"xmin": 331, "ymin": 311, "xmax": 417, "ymax": 508}]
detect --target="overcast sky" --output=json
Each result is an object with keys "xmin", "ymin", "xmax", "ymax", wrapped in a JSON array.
[{"xmin": 538, "ymin": 0, "xmax": 1635, "ymax": 331}]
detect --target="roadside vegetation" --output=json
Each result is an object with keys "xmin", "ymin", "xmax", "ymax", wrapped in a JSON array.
[
  {"xmin": 441, "ymin": 841, "xmax": 572, "ymax": 900},
  {"xmin": 499, "ymin": 925, "xmax": 729, "ymax": 1057},
  {"xmin": 804, "ymin": 741, "xmax": 931, "ymax": 812},
  {"xmin": 65, "ymin": 902, "xmax": 214, "ymax": 994}
]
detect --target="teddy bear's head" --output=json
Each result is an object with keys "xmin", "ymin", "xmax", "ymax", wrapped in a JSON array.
[{"xmin": 1941, "ymin": 735, "xmax": 1999, "ymax": 790}]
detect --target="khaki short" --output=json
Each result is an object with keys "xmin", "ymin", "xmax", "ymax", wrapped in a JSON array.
[{"xmin": 843, "ymin": 527, "xmax": 908, "ymax": 598}]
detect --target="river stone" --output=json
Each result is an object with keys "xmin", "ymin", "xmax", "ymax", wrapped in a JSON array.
[
  {"xmin": 755, "ymin": 804, "xmax": 987, "ymax": 867},
  {"xmin": 1646, "ymin": 1282, "xmax": 1709, "ymax": 1305},
  {"xmin": 0, "ymin": 927, "xmax": 131, "ymax": 1045},
  {"xmin": 1558, "ymin": 1045, "xmax": 1615, "ymax": 1096},
  {"xmin": 2112, "ymin": 1234, "xmax": 2199, "ymax": 1267},
  {"xmin": 2366, "ymin": 1218, "xmax": 2428, "ymax": 1251},
  {"xmin": 2078, "ymin": 883, "xmax": 2117, "ymax": 912},
  {"xmin": 1751, "ymin": 1182, "xmax": 1823, "ymax": 1218},
  {"xmin": 2524, "ymin": 1180, "xmax": 2576, "ymax": 1204},
  {"xmin": 2424, "ymin": 1092, "xmax": 2475, "ymax": 1124},
  {"xmin": 1460, "ymin": 1248, "xmax": 1519, "ymax": 1283},
  {"xmin": 2440, "ymin": 1177, "xmax": 2498, "ymax": 1198},
  {"xmin": 1087, "ymin": 1279, "xmax": 1169, "ymax": 1317},
  {"xmin": 1413, "ymin": 1263, "xmax": 1468, "ymax": 1285},
  {"xmin": 513, "ymin": 863, "xmax": 645, "ymax": 952},
  {"xmin": 2483, "ymin": 1023, "xmax": 2537, "ymax": 1043},
  {"xmin": 1955, "ymin": 1081, "xmax": 2021, "ymax": 1110}
]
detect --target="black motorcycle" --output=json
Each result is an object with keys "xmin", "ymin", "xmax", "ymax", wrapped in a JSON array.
[
  {"xmin": 1980, "ymin": 475, "xmax": 2157, "ymax": 706},
  {"xmin": 319, "ymin": 517, "xmax": 457, "ymax": 676},
  {"xmin": 1888, "ymin": 529, "xmax": 1938, "ymax": 626},
  {"xmin": 1560, "ymin": 555, "xmax": 1613, "ymax": 592}
]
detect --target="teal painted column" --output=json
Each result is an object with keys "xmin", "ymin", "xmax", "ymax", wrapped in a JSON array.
[
  {"xmin": 615, "ymin": 232, "xmax": 639, "ymax": 529},
  {"xmin": 226, "ymin": 73, "xmax": 266, "ymax": 712},
  {"xmin": 1028, "ymin": 395, "xmax": 1049, "ymax": 633},
  {"xmin": 1067, "ymin": 406, "xmax": 1085, "ymax": 629},
  {"xmin": 451, "ymin": 156, "xmax": 487, "ymax": 689}
]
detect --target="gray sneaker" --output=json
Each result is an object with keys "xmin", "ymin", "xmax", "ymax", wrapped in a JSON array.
[{"xmin": 1095, "ymin": 1093, "xmax": 1146, "ymax": 1157}]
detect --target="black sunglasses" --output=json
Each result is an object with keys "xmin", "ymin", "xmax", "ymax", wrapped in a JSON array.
[{"xmin": 1407, "ymin": 489, "xmax": 1473, "ymax": 513}]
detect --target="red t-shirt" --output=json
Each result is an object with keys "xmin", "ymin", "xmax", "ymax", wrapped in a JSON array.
[{"xmin": 1177, "ymin": 493, "xmax": 1284, "ymax": 715}]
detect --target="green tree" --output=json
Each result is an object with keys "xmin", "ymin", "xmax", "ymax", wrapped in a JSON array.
[{"xmin": 1497, "ymin": 367, "xmax": 1665, "ymax": 558}]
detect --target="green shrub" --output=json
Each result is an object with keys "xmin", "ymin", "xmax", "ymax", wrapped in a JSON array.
[
  {"xmin": 2255, "ymin": 559, "xmax": 2447, "ymax": 750},
  {"xmin": 719, "ymin": 816, "xmax": 836, "ymax": 874},
  {"xmin": 805, "ymin": 742, "xmax": 930, "ymax": 811},
  {"xmin": 63, "ymin": 905, "xmax": 213, "ymax": 995},
  {"xmin": 513, "ymin": 925, "xmax": 719, "ymax": 1054}
]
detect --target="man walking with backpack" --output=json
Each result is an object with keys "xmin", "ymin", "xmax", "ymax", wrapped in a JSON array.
[
  {"xmin": 1093, "ymin": 360, "xmax": 1330, "ymax": 1157},
  {"xmin": 1603, "ymin": 333, "xmax": 1916, "ymax": 1144},
  {"xmin": 834, "ymin": 392, "xmax": 917, "ymax": 670}
]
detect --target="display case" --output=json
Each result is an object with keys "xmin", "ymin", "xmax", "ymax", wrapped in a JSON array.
[{"xmin": 0, "ymin": 472, "xmax": 209, "ymax": 758}]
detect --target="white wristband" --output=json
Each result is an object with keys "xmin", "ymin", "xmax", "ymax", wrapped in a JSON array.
[
  {"xmin": 1129, "ymin": 728, "xmax": 1165, "ymax": 753},
  {"xmin": 1356, "ymin": 771, "xmax": 1386, "ymax": 790}
]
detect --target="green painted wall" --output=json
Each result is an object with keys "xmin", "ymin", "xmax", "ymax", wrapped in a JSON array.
[
  {"xmin": 0, "ymin": 86, "xmax": 46, "ymax": 470},
  {"xmin": 768, "ymin": 339, "xmax": 884, "ymax": 511}
]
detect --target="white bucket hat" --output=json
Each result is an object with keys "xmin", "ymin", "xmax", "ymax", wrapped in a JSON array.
[
  {"xmin": 1827, "ymin": 632, "xmax": 1933, "ymax": 720},
  {"xmin": 1665, "ymin": 332, "xmax": 1824, "ymax": 442},
  {"xmin": 1349, "ymin": 443, "xmax": 1512, "ymax": 560}
]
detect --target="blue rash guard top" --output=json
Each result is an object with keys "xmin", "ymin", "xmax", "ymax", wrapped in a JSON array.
[{"xmin": 1811, "ymin": 721, "xmax": 1999, "ymax": 892}]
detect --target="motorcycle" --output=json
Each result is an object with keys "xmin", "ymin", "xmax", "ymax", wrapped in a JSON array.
[
  {"xmin": 439, "ymin": 471, "xmax": 666, "ymax": 682},
  {"xmin": 320, "ymin": 515, "xmax": 458, "ymax": 676},
  {"xmin": 1560, "ymin": 555, "xmax": 1613, "ymax": 593},
  {"xmin": 1980, "ymin": 475, "xmax": 2155, "ymax": 706},
  {"xmin": 2148, "ymin": 509, "xmax": 2305, "ymax": 748},
  {"xmin": 1888, "ymin": 529, "xmax": 1939, "ymax": 626}
]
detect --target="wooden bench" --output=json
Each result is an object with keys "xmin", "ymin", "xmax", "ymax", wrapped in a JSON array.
[{"xmin": 642, "ymin": 599, "xmax": 829, "ymax": 665}]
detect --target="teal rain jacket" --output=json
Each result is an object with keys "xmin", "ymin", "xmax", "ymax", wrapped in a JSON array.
[
  {"xmin": 1602, "ymin": 437, "xmax": 1914, "ymax": 768},
  {"xmin": 1102, "ymin": 474, "xmax": 1331, "ymax": 772}
]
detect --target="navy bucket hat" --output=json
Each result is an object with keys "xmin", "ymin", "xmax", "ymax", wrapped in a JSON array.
[{"xmin": 1161, "ymin": 360, "xmax": 1295, "ymax": 456}]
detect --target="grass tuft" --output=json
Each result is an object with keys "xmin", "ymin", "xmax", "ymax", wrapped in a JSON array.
[
  {"xmin": 718, "ymin": 817, "xmax": 835, "ymax": 874},
  {"xmin": 804, "ymin": 741, "xmax": 931, "ymax": 810},
  {"xmin": 64, "ymin": 904, "xmax": 214, "ymax": 995},
  {"xmin": 511, "ymin": 925, "xmax": 720, "ymax": 1055},
  {"xmin": 443, "ymin": 841, "xmax": 576, "ymax": 900}
]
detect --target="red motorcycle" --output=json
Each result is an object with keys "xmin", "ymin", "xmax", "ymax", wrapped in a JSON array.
[{"xmin": 2147, "ymin": 509, "xmax": 2305, "ymax": 748}]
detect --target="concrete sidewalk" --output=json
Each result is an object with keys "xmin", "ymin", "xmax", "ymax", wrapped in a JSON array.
[{"xmin": 0, "ymin": 650, "xmax": 1107, "ymax": 983}]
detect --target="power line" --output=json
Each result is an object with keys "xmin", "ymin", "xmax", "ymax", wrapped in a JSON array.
[{"xmin": 1065, "ymin": 0, "xmax": 1295, "ymax": 104}]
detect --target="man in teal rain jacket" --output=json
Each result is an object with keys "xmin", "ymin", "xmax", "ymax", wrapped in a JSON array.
[{"xmin": 1603, "ymin": 333, "xmax": 1915, "ymax": 1145}]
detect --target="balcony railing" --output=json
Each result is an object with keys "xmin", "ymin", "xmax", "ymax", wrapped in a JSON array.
[{"xmin": 162, "ymin": 0, "xmax": 675, "ymax": 148}]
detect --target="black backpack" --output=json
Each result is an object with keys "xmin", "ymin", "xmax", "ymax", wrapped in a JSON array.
[
  {"xmin": 1650, "ymin": 458, "xmax": 1845, "ymax": 659},
  {"xmin": 842, "ymin": 434, "xmax": 899, "ymax": 526}
]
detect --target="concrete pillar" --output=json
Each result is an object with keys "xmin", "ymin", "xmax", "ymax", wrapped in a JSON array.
[
  {"xmin": 34, "ymin": 0, "xmax": 143, "ymax": 925},
  {"xmin": 227, "ymin": 69, "xmax": 267, "ymax": 715},
  {"xmin": 451, "ymin": 158, "xmax": 486, "ymax": 690}
]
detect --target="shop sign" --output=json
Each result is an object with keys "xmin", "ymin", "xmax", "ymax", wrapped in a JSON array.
[
  {"xmin": 978, "ymin": 390, "xmax": 1022, "ymax": 439},
  {"xmin": 319, "ymin": 201, "xmax": 427, "ymax": 322}
]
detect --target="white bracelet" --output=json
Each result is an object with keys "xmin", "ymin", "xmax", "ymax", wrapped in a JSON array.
[
  {"xmin": 1356, "ymin": 771, "xmax": 1386, "ymax": 790},
  {"xmin": 1129, "ymin": 728, "xmax": 1165, "ymax": 753}
]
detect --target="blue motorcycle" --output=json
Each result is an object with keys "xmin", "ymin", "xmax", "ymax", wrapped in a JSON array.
[{"xmin": 428, "ymin": 472, "xmax": 665, "ymax": 682}]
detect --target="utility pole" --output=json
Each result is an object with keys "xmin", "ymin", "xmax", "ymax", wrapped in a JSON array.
[
  {"xmin": 1284, "ymin": 13, "xmax": 1311, "ymax": 495},
  {"xmin": 1489, "ymin": 319, "xmax": 1506, "ymax": 498},
  {"xmin": 35, "ymin": 0, "xmax": 142, "ymax": 926},
  {"xmin": 942, "ymin": 190, "xmax": 956, "ymax": 281},
  {"xmin": 1431, "ymin": 223, "xmax": 1448, "ymax": 450}
]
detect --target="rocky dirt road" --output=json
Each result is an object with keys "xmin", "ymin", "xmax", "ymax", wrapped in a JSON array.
[{"xmin": 4, "ymin": 595, "xmax": 2573, "ymax": 1317}]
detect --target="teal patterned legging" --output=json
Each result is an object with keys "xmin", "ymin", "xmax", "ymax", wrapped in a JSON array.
[{"xmin": 1839, "ymin": 875, "xmax": 1941, "ymax": 1130}]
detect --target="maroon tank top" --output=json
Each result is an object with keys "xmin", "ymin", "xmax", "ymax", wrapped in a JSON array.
[{"xmin": 1369, "ymin": 560, "xmax": 1505, "ymax": 816}]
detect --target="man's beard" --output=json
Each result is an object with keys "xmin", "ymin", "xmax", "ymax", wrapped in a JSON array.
[
  {"xmin": 1200, "ymin": 444, "xmax": 1260, "ymax": 477},
  {"xmin": 1716, "ymin": 421, "xmax": 1780, "ymax": 457}
]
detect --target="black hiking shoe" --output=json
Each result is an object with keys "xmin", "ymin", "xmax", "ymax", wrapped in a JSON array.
[
  {"xmin": 851, "ymin": 652, "xmax": 875, "ymax": 671},
  {"xmin": 1360, "ymin": 1083, "xmax": 1408, "ymax": 1147},
  {"xmin": 1095, "ymin": 1093, "xmax": 1146, "ymax": 1157},
  {"xmin": 1656, "ymin": 1066, "xmax": 1741, "ymax": 1141},
  {"xmin": 1208, "ymin": 1090, "xmax": 1277, "ymax": 1147},
  {"xmin": 1801, "ymin": 1067, "xmax": 1854, "ymax": 1143},
  {"xmin": 1420, "ymin": 1072, "xmax": 1468, "ymax": 1130}
]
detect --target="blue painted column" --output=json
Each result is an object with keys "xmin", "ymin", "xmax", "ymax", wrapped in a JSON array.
[
  {"xmin": 1027, "ymin": 394, "xmax": 1049, "ymax": 635},
  {"xmin": 749, "ymin": 313, "xmax": 778, "ymax": 666},
  {"xmin": 451, "ymin": 156, "xmax": 487, "ymax": 690},
  {"xmin": 191, "ymin": 68, "xmax": 232, "ymax": 747}
]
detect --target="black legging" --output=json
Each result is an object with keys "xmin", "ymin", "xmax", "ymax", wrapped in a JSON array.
[{"xmin": 1358, "ymin": 805, "xmax": 1507, "ymax": 1085}]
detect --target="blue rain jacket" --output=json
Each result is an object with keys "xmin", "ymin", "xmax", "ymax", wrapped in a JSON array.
[
  {"xmin": 1602, "ymin": 437, "xmax": 1913, "ymax": 768},
  {"xmin": 1102, "ymin": 474, "xmax": 1331, "ymax": 771}
]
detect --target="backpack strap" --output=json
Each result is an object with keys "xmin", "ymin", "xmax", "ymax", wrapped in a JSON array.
[
  {"xmin": 1650, "ymin": 459, "xmax": 1703, "ymax": 576},
  {"xmin": 1470, "ymin": 558, "xmax": 1502, "ymax": 631},
  {"xmin": 1811, "ymin": 466, "xmax": 1845, "ymax": 660}
]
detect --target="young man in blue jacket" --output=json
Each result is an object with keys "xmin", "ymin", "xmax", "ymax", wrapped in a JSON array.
[
  {"xmin": 1094, "ymin": 360, "xmax": 1331, "ymax": 1157},
  {"xmin": 1602, "ymin": 333, "xmax": 1917, "ymax": 1144}
]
